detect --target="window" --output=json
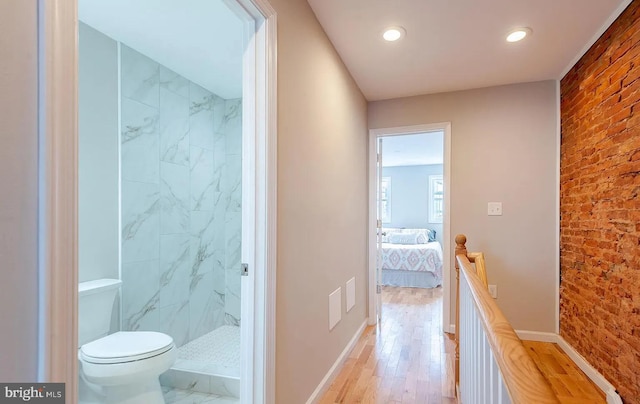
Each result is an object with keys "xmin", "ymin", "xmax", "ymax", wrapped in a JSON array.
[
  {"xmin": 380, "ymin": 177, "xmax": 391, "ymax": 223},
  {"xmin": 429, "ymin": 175, "xmax": 443, "ymax": 223}
]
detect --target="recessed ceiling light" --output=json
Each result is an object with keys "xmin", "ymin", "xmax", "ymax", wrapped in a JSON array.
[
  {"xmin": 383, "ymin": 27, "xmax": 406, "ymax": 42},
  {"xmin": 506, "ymin": 27, "xmax": 532, "ymax": 43}
]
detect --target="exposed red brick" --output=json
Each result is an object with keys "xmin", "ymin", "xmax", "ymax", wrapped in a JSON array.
[{"xmin": 561, "ymin": 1, "xmax": 640, "ymax": 402}]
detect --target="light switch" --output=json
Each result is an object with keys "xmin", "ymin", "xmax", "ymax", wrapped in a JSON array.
[{"xmin": 488, "ymin": 202, "xmax": 502, "ymax": 216}]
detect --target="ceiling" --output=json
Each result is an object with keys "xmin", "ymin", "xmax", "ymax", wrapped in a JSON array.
[
  {"xmin": 307, "ymin": 0, "xmax": 630, "ymax": 101},
  {"xmin": 77, "ymin": 0, "xmax": 630, "ymax": 102},
  {"xmin": 381, "ymin": 131, "xmax": 443, "ymax": 167},
  {"xmin": 79, "ymin": 0, "xmax": 244, "ymax": 99}
]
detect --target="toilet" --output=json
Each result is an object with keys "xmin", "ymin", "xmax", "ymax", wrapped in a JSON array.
[{"xmin": 78, "ymin": 279, "xmax": 176, "ymax": 404}]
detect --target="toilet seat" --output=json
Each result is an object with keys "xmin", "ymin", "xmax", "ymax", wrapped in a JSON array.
[
  {"xmin": 80, "ymin": 332, "xmax": 176, "ymax": 388},
  {"xmin": 81, "ymin": 331, "xmax": 174, "ymax": 364}
]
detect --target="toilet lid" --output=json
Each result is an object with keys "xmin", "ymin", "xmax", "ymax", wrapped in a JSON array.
[{"xmin": 80, "ymin": 331, "xmax": 174, "ymax": 364}]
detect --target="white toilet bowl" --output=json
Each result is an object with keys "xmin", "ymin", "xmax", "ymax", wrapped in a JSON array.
[{"xmin": 79, "ymin": 331, "xmax": 176, "ymax": 404}]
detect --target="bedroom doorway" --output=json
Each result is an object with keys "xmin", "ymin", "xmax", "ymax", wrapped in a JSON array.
[{"xmin": 368, "ymin": 123, "xmax": 451, "ymax": 332}]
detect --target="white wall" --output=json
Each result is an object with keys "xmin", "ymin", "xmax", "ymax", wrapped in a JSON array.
[
  {"xmin": 269, "ymin": 0, "xmax": 369, "ymax": 402},
  {"xmin": 369, "ymin": 81, "xmax": 558, "ymax": 332},
  {"xmin": 0, "ymin": 0, "xmax": 39, "ymax": 381},
  {"xmin": 78, "ymin": 22, "xmax": 120, "ymax": 283}
]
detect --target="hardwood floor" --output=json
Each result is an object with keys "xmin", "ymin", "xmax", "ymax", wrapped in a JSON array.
[
  {"xmin": 522, "ymin": 341, "xmax": 606, "ymax": 404},
  {"xmin": 319, "ymin": 286, "xmax": 606, "ymax": 404},
  {"xmin": 320, "ymin": 286, "xmax": 456, "ymax": 404}
]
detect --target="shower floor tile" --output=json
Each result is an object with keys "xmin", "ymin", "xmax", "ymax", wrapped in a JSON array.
[
  {"xmin": 161, "ymin": 325, "xmax": 241, "ymax": 397},
  {"xmin": 177, "ymin": 325, "xmax": 240, "ymax": 371}
]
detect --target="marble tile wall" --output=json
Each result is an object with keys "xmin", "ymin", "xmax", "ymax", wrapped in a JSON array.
[
  {"xmin": 222, "ymin": 99, "xmax": 242, "ymax": 325},
  {"xmin": 120, "ymin": 44, "xmax": 242, "ymax": 346}
]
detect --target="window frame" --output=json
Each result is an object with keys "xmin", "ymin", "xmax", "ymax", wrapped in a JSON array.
[
  {"xmin": 380, "ymin": 176, "xmax": 391, "ymax": 223},
  {"xmin": 428, "ymin": 174, "xmax": 443, "ymax": 223}
]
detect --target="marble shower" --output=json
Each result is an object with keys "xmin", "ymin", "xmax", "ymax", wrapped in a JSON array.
[{"xmin": 119, "ymin": 44, "xmax": 242, "ymax": 347}]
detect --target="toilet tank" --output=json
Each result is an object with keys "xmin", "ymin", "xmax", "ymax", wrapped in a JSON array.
[{"xmin": 78, "ymin": 279, "xmax": 122, "ymax": 347}]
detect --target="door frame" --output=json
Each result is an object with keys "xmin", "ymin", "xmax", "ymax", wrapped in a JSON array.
[
  {"xmin": 37, "ymin": 0, "xmax": 277, "ymax": 403},
  {"xmin": 368, "ymin": 123, "xmax": 452, "ymax": 332}
]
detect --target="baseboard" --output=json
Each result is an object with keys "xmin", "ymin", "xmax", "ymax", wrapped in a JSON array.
[
  {"xmin": 305, "ymin": 319, "xmax": 368, "ymax": 404},
  {"xmin": 448, "ymin": 324, "xmax": 455, "ymax": 334},
  {"xmin": 515, "ymin": 330, "xmax": 558, "ymax": 343},
  {"xmin": 555, "ymin": 336, "xmax": 622, "ymax": 404},
  {"xmin": 514, "ymin": 330, "xmax": 622, "ymax": 403}
]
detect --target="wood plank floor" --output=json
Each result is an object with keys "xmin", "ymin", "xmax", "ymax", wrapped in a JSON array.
[
  {"xmin": 320, "ymin": 286, "xmax": 456, "ymax": 404},
  {"xmin": 522, "ymin": 341, "xmax": 606, "ymax": 404},
  {"xmin": 319, "ymin": 286, "xmax": 607, "ymax": 404}
]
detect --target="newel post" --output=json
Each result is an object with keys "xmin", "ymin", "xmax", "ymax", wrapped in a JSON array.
[{"xmin": 454, "ymin": 234, "xmax": 468, "ymax": 392}]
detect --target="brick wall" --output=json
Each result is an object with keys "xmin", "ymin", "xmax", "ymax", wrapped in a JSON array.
[{"xmin": 560, "ymin": 2, "xmax": 640, "ymax": 402}]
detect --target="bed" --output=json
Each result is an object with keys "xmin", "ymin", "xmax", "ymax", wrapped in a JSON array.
[{"xmin": 379, "ymin": 228, "xmax": 443, "ymax": 288}]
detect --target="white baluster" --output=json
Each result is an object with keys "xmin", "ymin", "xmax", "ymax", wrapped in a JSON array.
[{"xmin": 490, "ymin": 349, "xmax": 498, "ymax": 403}]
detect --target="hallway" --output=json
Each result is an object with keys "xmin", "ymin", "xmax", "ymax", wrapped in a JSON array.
[{"xmin": 320, "ymin": 286, "xmax": 456, "ymax": 403}]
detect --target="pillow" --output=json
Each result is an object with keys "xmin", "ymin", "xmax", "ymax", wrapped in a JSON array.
[
  {"xmin": 425, "ymin": 229, "xmax": 436, "ymax": 242},
  {"xmin": 388, "ymin": 232, "xmax": 419, "ymax": 245},
  {"xmin": 381, "ymin": 228, "xmax": 404, "ymax": 243},
  {"xmin": 416, "ymin": 232, "xmax": 428, "ymax": 244},
  {"xmin": 402, "ymin": 228, "xmax": 437, "ymax": 243}
]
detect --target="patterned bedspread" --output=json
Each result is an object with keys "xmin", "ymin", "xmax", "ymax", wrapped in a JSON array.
[{"xmin": 380, "ymin": 241, "xmax": 443, "ymax": 273}]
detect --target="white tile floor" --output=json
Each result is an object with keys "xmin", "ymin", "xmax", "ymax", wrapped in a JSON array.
[
  {"xmin": 162, "ymin": 325, "xmax": 241, "ymax": 403},
  {"xmin": 177, "ymin": 325, "xmax": 240, "ymax": 370},
  {"xmin": 162, "ymin": 386, "xmax": 239, "ymax": 404}
]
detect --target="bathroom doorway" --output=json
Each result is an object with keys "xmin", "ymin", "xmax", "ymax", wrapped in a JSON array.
[{"xmin": 38, "ymin": 0, "xmax": 276, "ymax": 403}]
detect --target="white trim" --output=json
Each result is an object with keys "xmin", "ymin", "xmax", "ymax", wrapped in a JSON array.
[
  {"xmin": 442, "ymin": 124, "xmax": 452, "ymax": 333},
  {"xmin": 37, "ymin": 3, "xmax": 79, "ymax": 403},
  {"xmin": 558, "ymin": 0, "xmax": 632, "ymax": 79},
  {"xmin": 555, "ymin": 79, "xmax": 561, "ymax": 335},
  {"xmin": 367, "ymin": 133, "xmax": 377, "ymax": 325},
  {"xmin": 217, "ymin": 1, "xmax": 278, "ymax": 402},
  {"xmin": 449, "ymin": 324, "xmax": 455, "ymax": 334},
  {"xmin": 514, "ymin": 330, "xmax": 558, "ymax": 343},
  {"xmin": 368, "ymin": 123, "xmax": 452, "ymax": 333},
  {"xmin": 116, "ymin": 41, "xmax": 123, "ymax": 331},
  {"xmin": 262, "ymin": 7, "xmax": 278, "ymax": 404},
  {"xmin": 305, "ymin": 320, "xmax": 368, "ymax": 404},
  {"xmin": 556, "ymin": 336, "xmax": 622, "ymax": 404},
  {"xmin": 240, "ymin": 4, "xmax": 258, "ymax": 402},
  {"xmin": 428, "ymin": 174, "xmax": 444, "ymax": 224},
  {"xmin": 245, "ymin": 2, "xmax": 277, "ymax": 403},
  {"xmin": 513, "ymin": 331, "xmax": 622, "ymax": 404}
]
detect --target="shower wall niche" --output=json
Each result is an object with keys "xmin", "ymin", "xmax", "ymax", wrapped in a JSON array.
[{"xmin": 118, "ymin": 42, "xmax": 242, "ymax": 347}]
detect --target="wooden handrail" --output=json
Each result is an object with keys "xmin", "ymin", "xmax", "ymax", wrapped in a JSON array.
[
  {"xmin": 467, "ymin": 252, "xmax": 488, "ymax": 288},
  {"xmin": 455, "ymin": 234, "xmax": 558, "ymax": 403}
]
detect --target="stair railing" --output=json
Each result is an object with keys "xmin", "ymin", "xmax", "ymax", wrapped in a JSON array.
[{"xmin": 454, "ymin": 234, "xmax": 558, "ymax": 403}]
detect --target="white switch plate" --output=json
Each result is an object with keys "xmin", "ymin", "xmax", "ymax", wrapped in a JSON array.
[
  {"xmin": 488, "ymin": 202, "xmax": 503, "ymax": 216},
  {"xmin": 329, "ymin": 287, "xmax": 342, "ymax": 330},
  {"xmin": 346, "ymin": 277, "xmax": 356, "ymax": 312},
  {"xmin": 488, "ymin": 284, "xmax": 497, "ymax": 299}
]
